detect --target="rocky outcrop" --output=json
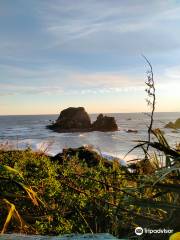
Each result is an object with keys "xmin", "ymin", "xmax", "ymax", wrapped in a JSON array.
[
  {"xmin": 165, "ymin": 118, "xmax": 180, "ymax": 129},
  {"xmin": 126, "ymin": 129, "xmax": 138, "ymax": 133},
  {"xmin": 47, "ymin": 107, "xmax": 91, "ymax": 132},
  {"xmin": 51, "ymin": 146, "xmax": 112, "ymax": 168},
  {"xmin": 47, "ymin": 107, "xmax": 118, "ymax": 132},
  {"xmin": 51, "ymin": 146, "xmax": 128, "ymax": 168},
  {"xmin": 92, "ymin": 114, "xmax": 118, "ymax": 131}
]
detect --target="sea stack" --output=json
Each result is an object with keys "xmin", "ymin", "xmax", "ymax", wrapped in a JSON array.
[
  {"xmin": 92, "ymin": 114, "xmax": 118, "ymax": 131},
  {"xmin": 47, "ymin": 107, "xmax": 91, "ymax": 132},
  {"xmin": 47, "ymin": 107, "xmax": 118, "ymax": 132}
]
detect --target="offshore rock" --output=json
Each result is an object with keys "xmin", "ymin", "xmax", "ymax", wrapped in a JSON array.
[
  {"xmin": 47, "ymin": 108, "xmax": 118, "ymax": 132},
  {"xmin": 126, "ymin": 129, "xmax": 138, "ymax": 133},
  {"xmin": 92, "ymin": 114, "xmax": 118, "ymax": 132},
  {"xmin": 47, "ymin": 107, "xmax": 91, "ymax": 132},
  {"xmin": 165, "ymin": 118, "xmax": 180, "ymax": 129}
]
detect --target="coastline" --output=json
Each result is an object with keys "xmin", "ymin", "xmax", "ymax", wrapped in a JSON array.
[{"xmin": 0, "ymin": 112, "xmax": 179, "ymax": 165}]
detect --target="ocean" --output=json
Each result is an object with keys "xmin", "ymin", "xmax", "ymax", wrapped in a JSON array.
[{"xmin": 0, "ymin": 112, "xmax": 179, "ymax": 162}]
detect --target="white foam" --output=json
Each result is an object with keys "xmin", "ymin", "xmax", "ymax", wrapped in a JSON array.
[
  {"xmin": 0, "ymin": 139, "xmax": 138, "ymax": 166},
  {"xmin": 101, "ymin": 152, "xmax": 127, "ymax": 166}
]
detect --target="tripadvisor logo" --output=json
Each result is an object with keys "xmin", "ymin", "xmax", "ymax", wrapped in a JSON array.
[
  {"xmin": 135, "ymin": 226, "xmax": 174, "ymax": 236},
  {"xmin": 135, "ymin": 227, "xmax": 143, "ymax": 235}
]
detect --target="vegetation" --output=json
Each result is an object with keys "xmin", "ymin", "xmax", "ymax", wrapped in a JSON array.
[{"xmin": 0, "ymin": 148, "xmax": 131, "ymax": 236}]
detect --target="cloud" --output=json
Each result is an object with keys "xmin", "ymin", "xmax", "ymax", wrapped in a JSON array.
[
  {"xmin": 0, "ymin": 59, "xmax": 179, "ymax": 99},
  {"xmin": 1, "ymin": 0, "xmax": 180, "ymax": 62},
  {"xmin": 0, "ymin": 63, "xmax": 70, "ymax": 84},
  {"xmin": 165, "ymin": 65, "xmax": 180, "ymax": 79},
  {"xmin": 0, "ymin": 92, "xmax": 15, "ymax": 97},
  {"xmin": 0, "ymin": 83, "xmax": 63, "ymax": 97},
  {"xmin": 0, "ymin": 63, "xmax": 144, "ymax": 97},
  {"xmin": 74, "ymin": 72, "xmax": 143, "ymax": 88},
  {"xmin": 40, "ymin": 0, "xmax": 180, "ymax": 54}
]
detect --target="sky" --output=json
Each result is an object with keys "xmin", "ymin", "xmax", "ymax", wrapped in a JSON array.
[{"xmin": 0, "ymin": 0, "xmax": 180, "ymax": 115}]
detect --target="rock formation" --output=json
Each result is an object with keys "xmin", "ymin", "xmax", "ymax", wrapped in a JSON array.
[
  {"xmin": 47, "ymin": 107, "xmax": 118, "ymax": 132},
  {"xmin": 92, "ymin": 114, "xmax": 118, "ymax": 131},
  {"xmin": 51, "ymin": 146, "xmax": 112, "ymax": 168},
  {"xmin": 126, "ymin": 129, "xmax": 138, "ymax": 133},
  {"xmin": 51, "ymin": 146, "xmax": 127, "ymax": 168},
  {"xmin": 47, "ymin": 107, "xmax": 91, "ymax": 132},
  {"xmin": 165, "ymin": 118, "xmax": 180, "ymax": 129}
]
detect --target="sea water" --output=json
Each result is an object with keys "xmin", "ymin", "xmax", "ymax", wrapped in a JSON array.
[{"xmin": 0, "ymin": 112, "xmax": 179, "ymax": 162}]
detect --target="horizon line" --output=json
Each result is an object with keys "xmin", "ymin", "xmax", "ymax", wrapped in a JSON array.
[{"xmin": 0, "ymin": 111, "xmax": 180, "ymax": 117}]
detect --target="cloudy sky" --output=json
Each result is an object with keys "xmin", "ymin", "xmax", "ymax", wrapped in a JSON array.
[{"xmin": 0, "ymin": 0, "xmax": 180, "ymax": 115}]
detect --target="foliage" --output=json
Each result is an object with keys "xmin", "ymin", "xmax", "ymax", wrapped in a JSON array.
[
  {"xmin": 143, "ymin": 55, "xmax": 156, "ymax": 150},
  {"xmin": 125, "ymin": 57, "xmax": 180, "ymax": 239},
  {"xmin": 0, "ymin": 150, "xmax": 41, "ymax": 234},
  {"xmin": 127, "ymin": 129, "xmax": 180, "ymax": 239},
  {"xmin": 0, "ymin": 148, "xmax": 132, "ymax": 236}
]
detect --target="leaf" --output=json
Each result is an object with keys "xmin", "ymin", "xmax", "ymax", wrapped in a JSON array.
[
  {"xmin": 131, "ymin": 199, "xmax": 180, "ymax": 210},
  {"xmin": 123, "ymin": 143, "xmax": 146, "ymax": 159},
  {"xmin": 0, "ymin": 164, "xmax": 23, "ymax": 178},
  {"xmin": 19, "ymin": 183, "xmax": 45, "ymax": 207},
  {"xmin": 153, "ymin": 167, "xmax": 180, "ymax": 186},
  {"xmin": 1, "ymin": 199, "xmax": 24, "ymax": 234},
  {"xmin": 152, "ymin": 129, "xmax": 170, "ymax": 149},
  {"xmin": 153, "ymin": 183, "xmax": 180, "ymax": 194}
]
